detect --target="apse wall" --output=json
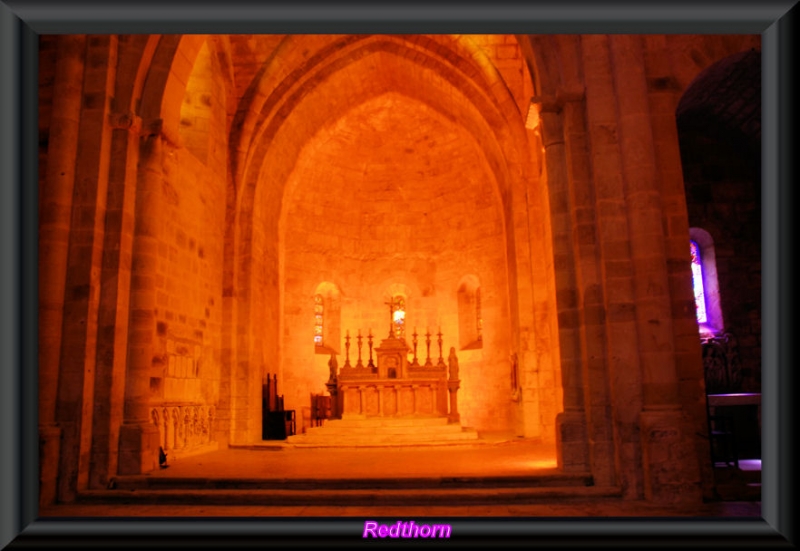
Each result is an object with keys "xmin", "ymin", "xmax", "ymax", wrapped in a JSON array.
[{"xmin": 279, "ymin": 94, "xmax": 513, "ymax": 432}]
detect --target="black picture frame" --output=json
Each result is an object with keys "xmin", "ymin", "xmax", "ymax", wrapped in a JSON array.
[{"xmin": 1, "ymin": 1, "xmax": 795, "ymax": 547}]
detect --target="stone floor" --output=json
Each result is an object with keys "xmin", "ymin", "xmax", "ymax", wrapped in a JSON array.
[
  {"xmin": 38, "ymin": 434, "xmax": 761, "ymax": 519},
  {"xmin": 22, "ymin": 437, "xmax": 767, "ymax": 549},
  {"xmin": 38, "ymin": 500, "xmax": 761, "ymax": 518}
]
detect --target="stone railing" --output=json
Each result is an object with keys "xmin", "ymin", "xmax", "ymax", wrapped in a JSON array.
[{"xmin": 150, "ymin": 403, "xmax": 216, "ymax": 457}]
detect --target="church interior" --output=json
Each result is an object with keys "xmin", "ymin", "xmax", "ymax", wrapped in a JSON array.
[{"xmin": 36, "ymin": 33, "xmax": 762, "ymax": 515}]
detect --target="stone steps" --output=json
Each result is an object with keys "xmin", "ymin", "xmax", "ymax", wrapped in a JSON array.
[
  {"xmin": 304, "ymin": 420, "xmax": 459, "ymax": 434},
  {"xmin": 285, "ymin": 415, "xmax": 480, "ymax": 447},
  {"xmin": 109, "ymin": 472, "xmax": 592, "ymax": 491},
  {"xmin": 79, "ymin": 481, "xmax": 619, "ymax": 507},
  {"xmin": 322, "ymin": 416, "xmax": 451, "ymax": 427},
  {"xmin": 287, "ymin": 430, "xmax": 479, "ymax": 446}
]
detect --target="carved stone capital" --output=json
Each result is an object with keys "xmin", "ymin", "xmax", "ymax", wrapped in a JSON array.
[
  {"xmin": 530, "ymin": 94, "xmax": 560, "ymax": 114},
  {"xmin": 108, "ymin": 111, "xmax": 141, "ymax": 133},
  {"xmin": 142, "ymin": 117, "xmax": 163, "ymax": 136},
  {"xmin": 531, "ymin": 87, "xmax": 585, "ymax": 114},
  {"xmin": 140, "ymin": 117, "xmax": 182, "ymax": 147},
  {"xmin": 556, "ymin": 87, "xmax": 586, "ymax": 105}
]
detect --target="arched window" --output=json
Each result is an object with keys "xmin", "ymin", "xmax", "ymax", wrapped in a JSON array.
[
  {"xmin": 689, "ymin": 228, "xmax": 724, "ymax": 336},
  {"xmin": 314, "ymin": 294, "xmax": 324, "ymax": 347},
  {"xmin": 690, "ymin": 240, "xmax": 707, "ymax": 324},
  {"xmin": 457, "ymin": 275, "xmax": 483, "ymax": 350},
  {"xmin": 313, "ymin": 283, "xmax": 341, "ymax": 353},
  {"xmin": 392, "ymin": 296, "xmax": 406, "ymax": 339}
]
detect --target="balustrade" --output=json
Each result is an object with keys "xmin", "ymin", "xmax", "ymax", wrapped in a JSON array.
[{"xmin": 149, "ymin": 403, "xmax": 216, "ymax": 456}]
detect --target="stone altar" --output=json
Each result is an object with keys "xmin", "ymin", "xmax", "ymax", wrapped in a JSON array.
[{"xmin": 334, "ymin": 327, "xmax": 453, "ymax": 420}]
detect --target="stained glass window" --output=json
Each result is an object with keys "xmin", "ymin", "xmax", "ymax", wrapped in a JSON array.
[
  {"xmin": 392, "ymin": 296, "xmax": 405, "ymax": 339},
  {"xmin": 314, "ymin": 294, "xmax": 324, "ymax": 346},
  {"xmin": 690, "ymin": 240, "xmax": 707, "ymax": 324}
]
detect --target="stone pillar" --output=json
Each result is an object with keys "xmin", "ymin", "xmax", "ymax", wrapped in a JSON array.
[
  {"xmin": 38, "ymin": 34, "xmax": 86, "ymax": 507},
  {"xmin": 559, "ymin": 85, "xmax": 620, "ymax": 488},
  {"xmin": 118, "ymin": 120, "xmax": 164, "ymax": 475},
  {"xmin": 580, "ymin": 33, "xmax": 647, "ymax": 495},
  {"xmin": 537, "ymin": 105, "xmax": 590, "ymax": 473},
  {"xmin": 609, "ymin": 35, "xmax": 701, "ymax": 503},
  {"xmin": 53, "ymin": 33, "xmax": 122, "ymax": 502},
  {"xmin": 643, "ymin": 35, "xmax": 716, "ymax": 501},
  {"xmin": 87, "ymin": 109, "xmax": 141, "ymax": 490}
]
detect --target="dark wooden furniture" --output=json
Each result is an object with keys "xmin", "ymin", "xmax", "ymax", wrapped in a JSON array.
[
  {"xmin": 700, "ymin": 333, "xmax": 761, "ymax": 467},
  {"xmin": 707, "ymin": 392, "xmax": 761, "ymax": 463},
  {"xmin": 310, "ymin": 393, "xmax": 332, "ymax": 427},
  {"xmin": 262, "ymin": 373, "xmax": 296, "ymax": 440},
  {"xmin": 706, "ymin": 394, "xmax": 739, "ymax": 469}
]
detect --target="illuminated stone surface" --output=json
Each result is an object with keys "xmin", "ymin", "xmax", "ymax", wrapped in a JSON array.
[{"xmin": 37, "ymin": 33, "xmax": 761, "ymax": 510}]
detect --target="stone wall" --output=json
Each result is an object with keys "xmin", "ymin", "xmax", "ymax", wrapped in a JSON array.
[
  {"xmin": 34, "ymin": 32, "xmax": 762, "ymax": 507},
  {"xmin": 280, "ymin": 95, "xmax": 515, "ymax": 432},
  {"xmin": 149, "ymin": 40, "xmax": 228, "ymax": 439}
]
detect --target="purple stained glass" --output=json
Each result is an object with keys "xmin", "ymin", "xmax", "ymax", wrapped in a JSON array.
[{"xmin": 690, "ymin": 241, "xmax": 707, "ymax": 324}]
